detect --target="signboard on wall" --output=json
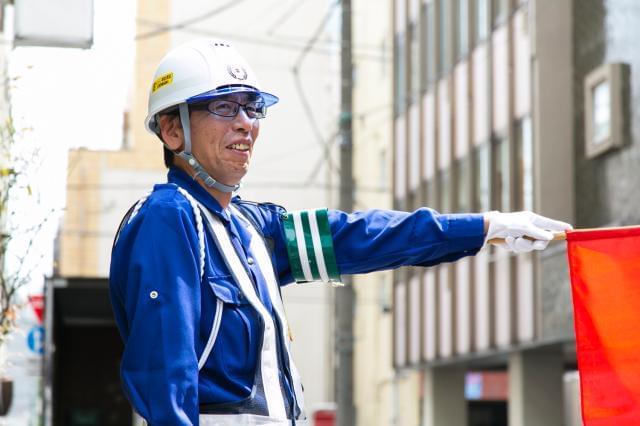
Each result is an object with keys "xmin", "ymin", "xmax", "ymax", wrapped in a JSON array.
[{"xmin": 14, "ymin": 0, "xmax": 94, "ymax": 48}]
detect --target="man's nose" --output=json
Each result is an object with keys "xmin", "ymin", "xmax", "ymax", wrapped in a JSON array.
[{"xmin": 232, "ymin": 107, "xmax": 255, "ymax": 132}]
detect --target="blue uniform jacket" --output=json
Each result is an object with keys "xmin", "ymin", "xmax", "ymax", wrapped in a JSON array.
[{"xmin": 109, "ymin": 168, "xmax": 485, "ymax": 425}]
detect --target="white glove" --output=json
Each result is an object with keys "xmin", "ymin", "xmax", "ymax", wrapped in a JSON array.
[{"xmin": 484, "ymin": 211, "xmax": 573, "ymax": 253}]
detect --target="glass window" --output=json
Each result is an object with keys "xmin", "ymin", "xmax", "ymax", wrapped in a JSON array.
[
  {"xmin": 493, "ymin": 136, "xmax": 510, "ymax": 211},
  {"xmin": 425, "ymin": 178, "xmax": 438, "ymax": 211},
  {"xmin": 492, "ymin": 0, "xmax": 508, "ymax": 27},
  {"xmin": 473, "ymin": 143, "xmax": 491, "ymax": 212},
  {"xmin": 425, "ymin": 2, "xmax": 437, "ymax": 84},
  {"xmin": 515, "ymin": 117, "xmax": 534, "ymax": 211},
  {"xmin": 394, "ymin": 34, "xmax": 407, "ymax": 116},
  {"xmin": 457, "ymin": 0, "xmax": 470, "ymax": 60},
  {"xmin": 438, "ymin": 0, "xmax": 452, "ymax": 76},
  {"xmin": 455, "ymin": 156, "xmax": 472, "ymax": 212},
  {"xmin": 474, "ymin": 0, "xmax": 489, "ymax": 44},
  {"xmin": 439, "ymin": 169, "xmax": 452, "ymax": 213},
  {"xmin": 592, "ymin": 80, "xmax": 611, "ymax": 145},
  {"xmin": 409, "ymin": 23, "xmax": 421, "ymax": 102}
]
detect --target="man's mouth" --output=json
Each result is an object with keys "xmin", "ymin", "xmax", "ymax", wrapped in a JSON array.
[{"xmin": 228, "ymin": 143, "xmax": 250, "ymax": 152}]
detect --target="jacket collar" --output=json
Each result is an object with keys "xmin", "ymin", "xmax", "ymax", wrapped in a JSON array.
[{"xmin": 167, "ymin": 167, "xmax": 238, "ymax": 223}]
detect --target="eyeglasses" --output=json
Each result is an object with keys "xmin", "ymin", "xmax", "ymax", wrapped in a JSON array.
[{"xmin": 190, "ymin": 99, "xmax": 268, "ymax": 119}]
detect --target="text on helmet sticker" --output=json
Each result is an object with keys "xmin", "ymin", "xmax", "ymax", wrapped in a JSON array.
[{"xmin": 152, "ymin": 72, "xmax": 174, "ymax": 93}]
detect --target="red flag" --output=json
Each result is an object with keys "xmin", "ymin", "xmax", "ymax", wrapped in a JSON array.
[{"xmin": 567, "ymin": 226, "xmax": 640, "ymax": 425}]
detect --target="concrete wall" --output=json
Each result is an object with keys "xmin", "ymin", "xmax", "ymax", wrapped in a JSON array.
[{"xmin": 573, "ymin": 0, "xmax": 640, "ymax": 229}]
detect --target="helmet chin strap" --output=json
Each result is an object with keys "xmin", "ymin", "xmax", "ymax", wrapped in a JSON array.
[{"xmin": 177, "ymin": 103, "xmax": 240, "ymax": 193}]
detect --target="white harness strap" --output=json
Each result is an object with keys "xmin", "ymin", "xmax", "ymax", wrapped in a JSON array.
[
  {"xmin": 199, "ymin": 203, "xmax": 288, "ymax": 421},
  {"xmin": 231, "ymin": 206, "xmax": 306, "ymax": 419},
  {"xmin": 126, "ymin": 188, "xmax": 219, "ymax": 371}
]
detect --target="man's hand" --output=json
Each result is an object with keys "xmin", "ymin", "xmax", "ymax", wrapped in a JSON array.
[{"xmin": 484, "ymin": 211, "xmax": 573, "ymax": 253}]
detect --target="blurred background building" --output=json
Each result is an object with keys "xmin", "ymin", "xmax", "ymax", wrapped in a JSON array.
[
  {"xmin": 1, "ymin": 0, "xmax": 640, "ymax": 425},
  {"xmin": 391, "ymin": 0, "xmax": 640, "ymax": 425}
]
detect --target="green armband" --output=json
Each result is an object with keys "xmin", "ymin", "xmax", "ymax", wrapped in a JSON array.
[{"xmin": 282, "ymin": 208, "xmax": 340, "ymax": 283}]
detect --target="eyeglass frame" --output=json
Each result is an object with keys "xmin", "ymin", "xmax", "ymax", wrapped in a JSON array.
[{"xmin": 188, "ymin": 98, "xmax": 268, "ymax": 119}]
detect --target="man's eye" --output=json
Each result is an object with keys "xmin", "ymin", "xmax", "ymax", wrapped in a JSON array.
[{"xmin": 212, "ymin": 101, "xmax": 235, "ymax": 115}]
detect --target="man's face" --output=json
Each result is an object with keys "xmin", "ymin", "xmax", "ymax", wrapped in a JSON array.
[{"xmin": 188, "ymin": 92, "xmax": 261, "ymax": 186}]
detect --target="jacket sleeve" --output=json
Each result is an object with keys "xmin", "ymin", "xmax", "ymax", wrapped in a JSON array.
[
  {"xmin": 270, "ymin": 207, "xmax": 485, "ymax": 282},
  {"xmin": 110, "ymin": 199, "xmax": 201, "ymax": 425},
  {"xmin": 329, "ymin": 208, "xmax": 485, "ymax": 274}
]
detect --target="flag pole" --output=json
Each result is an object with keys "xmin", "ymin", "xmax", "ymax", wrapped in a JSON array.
[{"xmin": 487, "ymin": 232, "xmax": 567, "ymax": 245}]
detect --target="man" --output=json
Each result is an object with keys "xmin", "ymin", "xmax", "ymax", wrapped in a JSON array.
[{"xmin": 109, "ymin": 39, "xmax": 571, "ymax": 425}]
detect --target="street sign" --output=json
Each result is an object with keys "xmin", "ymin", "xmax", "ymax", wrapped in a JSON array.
[{"xmin": 26, "ymin": 325, "xmax": 44, "ymax": 355}]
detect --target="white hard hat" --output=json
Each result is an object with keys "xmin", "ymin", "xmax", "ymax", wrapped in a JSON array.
[{"xmin": 145, "ymin": 38, "xmax": 278, "ymax": 133}]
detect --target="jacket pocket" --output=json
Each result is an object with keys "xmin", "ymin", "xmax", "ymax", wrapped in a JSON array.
[
  {"xmin": 205, "ymin": 275, "xmax": 258, "ymax": 385},
  {"xmin": 207, "ymin": 274, "xmax": 249, "ymax": 306}
]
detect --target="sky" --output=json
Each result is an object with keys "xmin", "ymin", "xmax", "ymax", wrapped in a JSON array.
[{"xmin": 6, "ymin": 0, "xmax": 136, "ymax": 297}]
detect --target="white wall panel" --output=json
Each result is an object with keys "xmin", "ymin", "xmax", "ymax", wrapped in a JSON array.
[
  {"xmin": 517, "ymin": 252, "xmax": 535, "ymax": 342},
  {"xmin": 514, "ymin": 9, "xmax": 531, "ymax": 119},
  {"xmin": 408, "ymin": 0, "xmax": 420, "ymax": 22},
  {"xmin": 394, "ymin": 116, "xmax": 407, "ymax": 199},
  {"xmin": 408, "ymin": 274, "xmax": 421, "ymax": 364},
  {"xmin": 492, "ymin": 26, "xmax": 509, "ymax": 132},
  {"xmin": 409, "ymin": 103, "xmax": 421, "ymax": 191},
  {"xmin": 438, "ymin": 266, "xmax": 452, "ymax": 357},
  {"xmin": 422, "ymin": 92, "xmax": 437, "ymax": 180},
  {"xmin": 454, "ymin": 62, "xmax": 470, "ymax": 159},
  {"xmin": 394, "ymin": 282, "xmax": 407, "ymax": 366},
  {"xmin": 423, "ymin": 269, "xmax": 437, "ymax": 361},
  {"xmin": 494, "ymin": 254, "xmax": 511, "ymax": 348},
  {"xmin": 395, "ymin": 0, "xmax": 406, "ymax": 33},
  {"xmin": 455, "ymin": 257, "xmax": 471, "ymax": 355},
  {"xmin": 472, "ymin": 45, "xmax": 490, "ymax": 146},
  {"xmin": 473, "ymin": 250, "xmax": 490, "ymax": 351},
  {"xmin": 437, "ymin": 79, "xmax": 452, "ymax": 170}
]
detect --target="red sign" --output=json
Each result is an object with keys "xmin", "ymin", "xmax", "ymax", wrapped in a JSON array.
[{"xmin": 28, "ymin": 295, "xmax": 44, "ymax": 324}]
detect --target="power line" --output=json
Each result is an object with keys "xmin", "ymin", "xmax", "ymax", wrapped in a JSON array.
[
  {"xmin": 135, "ymin": 0, "xmax": 248, "ymax": 40},
  {"xmin": 140, "ymin": 25, "xmax": 387, "ymax": 62},
  {"xmin": 291, "ymin": 0, "xmax": 342, "ymax": 186},
  {"xmin": 265, "ymin": 0, "xmax": 310, "ymax": 36}
]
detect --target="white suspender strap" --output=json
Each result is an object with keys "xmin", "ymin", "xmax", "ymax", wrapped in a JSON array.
[
  {"xmin": 231, "ymin": 206, "xmax": 306, "ymax": 419},
  {"xmin": 199, "ymin": 204, "xmax": 288, "ymax": 421}
]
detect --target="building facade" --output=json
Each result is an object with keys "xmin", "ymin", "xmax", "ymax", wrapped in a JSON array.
[{"xmin": 391, "ymin": 0, "xmax": 640, "ymax": 425}]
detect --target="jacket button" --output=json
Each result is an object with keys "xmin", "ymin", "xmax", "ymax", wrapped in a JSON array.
[
  {"xmin": 150, "ymin": 291, "xmax": 158, "ymax": 299},
  {"xmin": 247, "ymin": 257, "xmax": 255, "ymax": 265}
]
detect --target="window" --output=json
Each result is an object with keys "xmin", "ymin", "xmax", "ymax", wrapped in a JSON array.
[
  {"xmin": 455, "ymin": 156, "xmax": 472, "ymax": 212},
  {"xmin": 473, "ymin": 143, "xmax": 491, "ymax": 212},
  {"xmin": 584, "ymin": 63, "xmax": 628, "ymax": 158},
  {"xmin": 474, "ymin": 0, "xmax": 489, "ymax": 44},
  {"xmin": 456, "ymin": 0, "xmax": 470, "ymax": 60},
  {"xmin": 425, "ymin": 178, "xmax": 438, "ymax": 211},
  {"xmin": 492, "ymin": 136, "xmax": 510, "ymax": 211},
  {"xmin": 424, "ymin": 2, "xmax": 437, "ymax": 84},
  {"xmin": 394, "ymin": 34, "xmax": 407, "ymax": 116},
  {"xmin": 492, "ymin": 0, "xmax": 508, "ymax": 27},
  {"xmin": 515, "ymin": 117, "xmax": 533, "ymax": 211},
  {"xmin": 438, "ymin": 0, "xmax": 452, "ymax": 76}
]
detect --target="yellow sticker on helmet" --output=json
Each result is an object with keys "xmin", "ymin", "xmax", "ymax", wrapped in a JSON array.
[{"xmin": 152, "ymin": 72, "xmax": 173, "ymax": 93}]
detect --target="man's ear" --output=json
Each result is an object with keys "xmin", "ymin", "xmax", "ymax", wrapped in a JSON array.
[{"xmin": 158, "ymin": 115, "xmax": 184, "ymax": 151}]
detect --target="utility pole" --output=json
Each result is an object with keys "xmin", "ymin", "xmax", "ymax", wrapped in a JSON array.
[{"xmin": 336, "ymin": 0, "xmax": 355, "ymax": 425}]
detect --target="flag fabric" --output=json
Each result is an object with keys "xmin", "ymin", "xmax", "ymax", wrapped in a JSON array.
[{"xmin": 566, "ymin": 226, "xmax": 640, "ymax": 425}]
